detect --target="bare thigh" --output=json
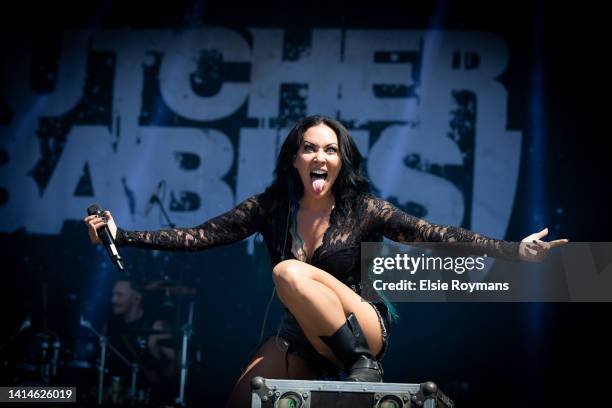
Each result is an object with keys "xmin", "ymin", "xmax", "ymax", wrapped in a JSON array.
[
  {"xmin": 225, "ymin": 336, "xmax": 317, "ymax": 408},
  {"xmin": 273, "ymin": 259, "xmax": 384, "ymax": 359}
]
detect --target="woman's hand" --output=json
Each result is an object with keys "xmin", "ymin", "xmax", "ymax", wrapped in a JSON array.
[
  {"xmin": 83, "ymin": 210, "xmax": 118, "ymax": 244},
  {"xmin": 519, "ymin": 227, "xmax": 569, "ymax": 262}
]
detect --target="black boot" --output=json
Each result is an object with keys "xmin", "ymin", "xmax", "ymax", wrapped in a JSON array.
[{"xmin": 320, "ymin": 313, "xmax": 384, "ymax": 382}]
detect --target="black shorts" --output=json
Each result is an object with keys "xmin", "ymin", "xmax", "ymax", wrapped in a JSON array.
[{"xmin": 274, "ymin": 301, "xmax": 392, "ymax": 380}]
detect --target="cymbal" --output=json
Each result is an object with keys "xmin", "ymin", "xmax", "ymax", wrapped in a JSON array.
[{"xmin": 143, "ymin": 281, "xmax": 197, "ymax": 296}]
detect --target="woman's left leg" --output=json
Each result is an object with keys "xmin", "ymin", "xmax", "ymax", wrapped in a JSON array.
[
  {"xmin": 272, "ymin": 259, "xmax": 384, "ymax": 368},
  {"xmin": 225, "ymin": 336, "xmax": 317, "ymax": 408}
]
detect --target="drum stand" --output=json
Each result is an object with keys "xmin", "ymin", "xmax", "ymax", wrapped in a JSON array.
[
  {"xmin": 148, "ymin": 189, "xmax": 195, "ymax": 406},
  {"xmin": 39, "ymin": 336, "xmax": 61, "ymax": 383},
  {"xmin": 175, "ymin": 300, "xmax": 194, "ymax": 407},
  {"xmin": 80, "ymin": 316, "xmax": 139, "ymax": 405}
]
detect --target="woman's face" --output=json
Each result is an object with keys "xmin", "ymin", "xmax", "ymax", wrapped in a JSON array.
[{"xmin": 293, "ymin": 123, "xmax": 342, "ymax": 199}]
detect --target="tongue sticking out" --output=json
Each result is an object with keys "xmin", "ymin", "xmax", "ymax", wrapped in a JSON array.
[{"xmin": 312, "ymin": 178, "xmax": 325, "ymax": 194}]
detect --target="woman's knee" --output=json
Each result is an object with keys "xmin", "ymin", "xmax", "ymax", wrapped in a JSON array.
[{"xmin": 272, "ymin": 260, "xmax": 310, "ymax": 293}]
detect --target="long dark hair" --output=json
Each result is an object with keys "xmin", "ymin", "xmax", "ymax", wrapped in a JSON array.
[{"xmin": 264, "ymin": 115, "xmax": 371, "ymax": 216}]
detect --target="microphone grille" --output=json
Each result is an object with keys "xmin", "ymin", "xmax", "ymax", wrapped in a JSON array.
[{"xmin": 87, "ymin": 204, "xmax": 101, "ymax": 215}]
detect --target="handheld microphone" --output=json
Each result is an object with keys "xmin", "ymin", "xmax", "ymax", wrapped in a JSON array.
[
  {"xmin": 87, "ymin": 204, "xmax": 125, "ymax": 271},
  {"xmin": 144, "ymin": 181, "xmax": 164, "ymax": 216}
]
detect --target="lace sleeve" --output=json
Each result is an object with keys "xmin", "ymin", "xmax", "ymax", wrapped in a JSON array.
[
  {"xmin": 114, "ymin": 194, "xmax": 264, "ymax": 251},
  {"xmin": 365, "ymin": 196, "xmax": 520, "ymax": 259}
]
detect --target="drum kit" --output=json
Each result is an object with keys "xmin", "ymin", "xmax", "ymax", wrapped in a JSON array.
[{"xmin": 1, "ymin": 280, "xmax": 199, "ymax": 407}]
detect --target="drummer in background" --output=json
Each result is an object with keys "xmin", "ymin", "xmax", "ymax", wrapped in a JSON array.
[{"xmin": 104, "ymin": 279, "xmax": 177, "ymax": 401}]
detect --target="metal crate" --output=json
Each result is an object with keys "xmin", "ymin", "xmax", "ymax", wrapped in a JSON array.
[{"xmin": 251, "ymin": 376, "xmax": 454, "ymax": 408}]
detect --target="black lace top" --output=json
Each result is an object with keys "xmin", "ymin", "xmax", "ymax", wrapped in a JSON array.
[{"xmin": 116, "ymin": 191, "xmax": 519, "ymax": 322}]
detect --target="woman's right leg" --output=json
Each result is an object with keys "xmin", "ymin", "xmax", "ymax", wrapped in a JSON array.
[{"xmin": 225, "ymin": 336, "xmax": 318, "ymax": 408}]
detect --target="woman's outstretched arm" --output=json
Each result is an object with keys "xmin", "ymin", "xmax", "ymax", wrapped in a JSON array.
[
  {"xmin": 84, "ymin": 194, "xmax": 264, "ymax": 251},
  {"xmin": 364, "ymin": 195, "xmax": 567, "ymax": 260}
]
